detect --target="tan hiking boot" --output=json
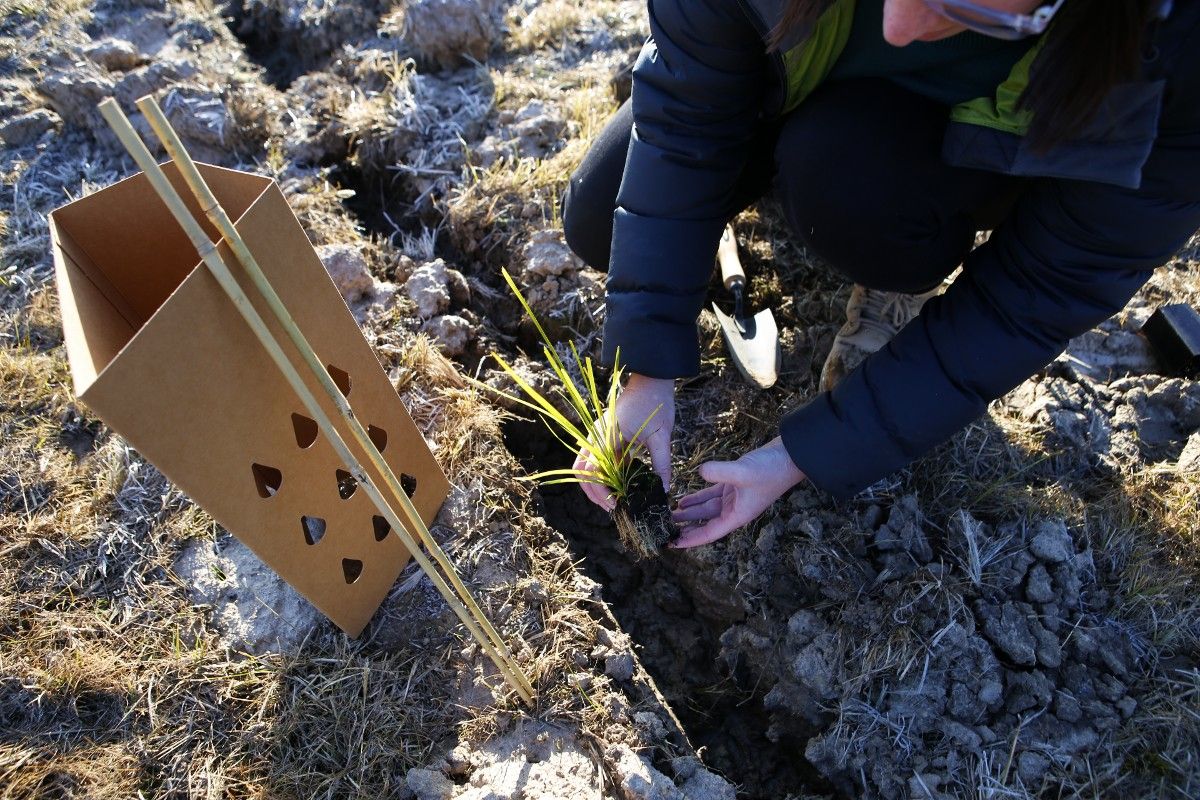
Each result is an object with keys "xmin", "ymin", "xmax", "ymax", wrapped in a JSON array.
[{"xmin": 819, "ymin": 283, "xmax": 944, "ymax": 392}]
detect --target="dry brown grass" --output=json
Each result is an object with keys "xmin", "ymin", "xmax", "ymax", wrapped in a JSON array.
[
  {"xmin": 506, "ymin": 0, "xmax": 625, "ymax": 53},
  {"xmin": 1, "ymin": 0, "xmax": 90, "ymax": 22},
  {"xmin": 0, "ymin": 307, "xmax": 628, "ymax": 796},
  {"xmin": 445, "ymin": 76, "xmax": 613, "ymax": 266},
  {"xmin": 0, "ymin": 0, "xmax": 670, "ymax": 786}
]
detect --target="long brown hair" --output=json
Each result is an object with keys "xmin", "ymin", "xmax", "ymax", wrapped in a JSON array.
[{"xmin": 768, "ymin": 0, "xmax": 1161, "ymax": 150}]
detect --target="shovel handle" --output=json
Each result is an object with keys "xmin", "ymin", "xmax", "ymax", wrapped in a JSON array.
[{"xmin": 717, "ymin": 225, "xmax": 745, "ymax": 292}]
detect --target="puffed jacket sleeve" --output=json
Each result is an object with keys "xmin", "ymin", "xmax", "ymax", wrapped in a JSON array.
[
  {"xmin": 601, "ymin": 0, "xmax": 769, "ymax": 378},
  {"xmin": 781, "ymin": 45, "xmax": 1200, "ymax": 499}
]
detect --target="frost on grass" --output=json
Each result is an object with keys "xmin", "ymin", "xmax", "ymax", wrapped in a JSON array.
[
  {"xmin": 473, "ymin": 99, "xmax": 571, "ymax": 166},
  {"xmin": 389, "ymin": 0, "xmax": 504, "ymax": 71}
]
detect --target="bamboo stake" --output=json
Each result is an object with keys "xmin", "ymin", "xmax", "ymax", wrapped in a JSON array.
[
  {"xmin": 98, "ymin": 98, "xmax": 533, "ymax": 703},
  {"xmin": 133, "ymin": 93, "xmax": 530, "ymax": 698}
]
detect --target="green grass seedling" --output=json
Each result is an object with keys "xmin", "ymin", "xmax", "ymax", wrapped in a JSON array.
[{"xmin": 477, "ymin": 269, "xmax": 677, "ymax": 557}]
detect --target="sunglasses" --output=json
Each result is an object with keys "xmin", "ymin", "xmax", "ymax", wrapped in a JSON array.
[{"xmin": 922, "ymin": 0, "xmax": 1066, "ymax": 40}]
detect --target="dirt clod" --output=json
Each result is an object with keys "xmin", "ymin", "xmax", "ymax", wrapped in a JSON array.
[
  {"xmin": 318, "ymin": 243, "xmax": 378, "ymax": 302},
  {"xmin": 397, "ymin": 0, "xmax": 500, "ymax": 70},
  {"xmin": 422, "ymin": 314, "xmax": 476, "ymax": 357},
  {"xmin": 406, "ymin": 259, "xmax": 457, "ymax": 319},
  {"xmin": 436, "ymin": 722, "xmax": 599, "ymax": 799},
  {"xmin": 1030, "ymin": 519, "xmax": 1074, "ymax": 563},
  {"xmin": 607, "ymin": 743, "xmax": 690, "ymax": 800},
  {"xmin": 407, "ymin": 767, "xmax": 454, "ymax": 800},
  {"xmin": 85, "ymin": 39, "xmax": 147, "ymax": 72},
  {"xmin": 173, "ymin": 536, "xmax": 322, "ymax": 654},
  {"xmin": 7, "ymin": 99, "xmax": 55, "ymax": 138}
]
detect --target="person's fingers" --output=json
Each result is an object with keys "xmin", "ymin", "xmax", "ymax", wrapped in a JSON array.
[
  {"xmin": 583, "ymin": 479, "xmax": 614, "ymax": 510},
  {"xmin": 677, "ymin": 483, "xmax": 723, "ymax": 508},
  {"xmin": 698, "ymin": 460, "xmax": 746, "ymax": 486},
  {"xmin": 647, "ymin": 430, "xmax": 672, "ymax": 491},
  {"xmin": 671, "ymin": 496, "xmax": 722, "ymax": 523},
  {"xmin": 572, "ymin": 452, "xmax": 594, "ymax": 489},
  {"xmin": 575, "ymin": 451, "xmax": 615, "ymax": 511},
  {"xmin": 575, "ymin": 462, "xmax": 597, "ymax": 501},
  {"xmin": 672, "ymin": 501, "xmax": 715, "ymax": 525},
  {"xmin": 581, "ymin": 479, "xmax": 602, "ymax": 507},
  {"xmin": 671, "ymin": 516, "xmax": 738, "ymax": 548}
]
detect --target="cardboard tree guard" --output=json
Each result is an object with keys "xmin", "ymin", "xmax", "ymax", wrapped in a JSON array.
[{"xmin": 50, "ymin": 162, "xmax": 451, "ymax": 637}]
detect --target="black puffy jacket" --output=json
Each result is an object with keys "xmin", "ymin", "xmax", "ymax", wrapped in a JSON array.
[{"xmin": 601, "ymin": 0, "xmax": 1200, "ymax": 498}]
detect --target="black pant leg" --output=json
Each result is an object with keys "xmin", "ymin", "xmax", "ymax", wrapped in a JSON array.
[
  {"xmin": 772, "ymin": 78, "xmax": 1024, "ymax": 293},
  {"xmin": 561, "ymin": 102, "xmax": 636, "ymax": 271},
  {"xmin": 561, "ymin": 100, "xmax": 779, "ymax": 271}
]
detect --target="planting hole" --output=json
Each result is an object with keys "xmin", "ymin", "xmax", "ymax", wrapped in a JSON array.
[
  {"xmin": 401, "ymin": 473, "xmax": 417, "ymax": 498},
  {"xmin": 336, "ymin": 469, "xmax": 358, "ymax": 499},
  {"xmin": 326, "ymin": 364, "xmax": 351, "ymax": 397},
  {"xmin": 342, "ymin": 558, "xmax": 363, "ymax": 584},
  {"xmin": 500, "ymin": 415, "xmax": 827, "ymax": 797},
  {"xmin": 372, "ymin": 515, "xmax": 390, "ymax": 542},
  {"xmin": 301, "ymin": 515, "xmax": 326, "ymax": 545},
  {"xmin": 292, "ymin": 413, "xmax": 318, "ymax": 449},
  {"xmin": 251, "ymin": 463, "xmax": 282, "ymax": 498},
  {"xmin": 367, "ymin": 424, "xmax": 388, "ymax": 452}
]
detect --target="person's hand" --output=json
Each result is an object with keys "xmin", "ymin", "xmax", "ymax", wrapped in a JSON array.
[
  {"xmin": 573, "ymin": 373, "xmax": 675, "ymax": 512},
  {"xmin": 671, "ymin": 436, "xmax": 806, "ymax": 548}
]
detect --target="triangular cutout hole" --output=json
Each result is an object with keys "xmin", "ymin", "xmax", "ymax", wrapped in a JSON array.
[
  {"xmin": 336, "ymin": 469, "xmax": 358, "ymax": 500},
  {"xmin": 251, "ymin": 463, "xmax": 282, "ymax": 498},
  {"xmin": 342, "ymin": 558, "xmax": 363, "ymax": 584},
  {"xmin": 367, "ymin": 424, "xmax": 387, "ymax": 453},
  {"xmin": 372, "ymin": 515, "xmax": 391, "ymax": 542},
  {"xmin": 326, "ymin": 364, "xmax": 351, "ymax": 398},
  {"xmin": 301, "ymin": 515, "xmax": 326, "ymax": 546},
  {"xmin": 401, "ymin": 473, "xmax": 417, "ymax": 499},
  {"xmin": 292, "ymin": 413, "xmax": 318, "ymax": 449}
]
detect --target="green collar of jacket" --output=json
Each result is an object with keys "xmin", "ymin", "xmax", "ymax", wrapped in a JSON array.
[{"xmin": 765, "ymin": 0, "xmax": 1041, "ymax": 131}]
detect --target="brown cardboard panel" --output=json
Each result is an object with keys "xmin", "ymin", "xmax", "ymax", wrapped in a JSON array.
[
  {"xmin": 52, "ymin": 224, "xmax": 140, "ymax": 329},
  {"xmin": 54, "ymin": 164, "xmax": 451, "ymax": 637},
  {"xmin": 223, "ymin": 184, "xmax": 450, "ymax": 528},
  {"xmin": 51, "ymin": 162, "xmax": 266, "ymax": 394}
]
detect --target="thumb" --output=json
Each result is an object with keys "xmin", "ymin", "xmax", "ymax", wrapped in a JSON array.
[
  {"xmin": 647, "ymin": 430, "xmax": 672, "ymax": 491},
  {"xmin": 698, "ymin": 460, "xmax": 746, "ymax": 486}
]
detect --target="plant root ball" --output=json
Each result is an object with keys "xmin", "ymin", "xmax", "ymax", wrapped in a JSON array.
[{"xmin": 611, "ymin": 465, "xmax": 677, "ymax": 560}]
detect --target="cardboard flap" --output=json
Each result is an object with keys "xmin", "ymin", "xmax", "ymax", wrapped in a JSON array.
[
  {"xmin": 51, "ymin": 162, "xmax": 271, "ymax": 395},
  {"xmin": 51, "ymin": 222, "xmax": 138, "ymax": 395}
]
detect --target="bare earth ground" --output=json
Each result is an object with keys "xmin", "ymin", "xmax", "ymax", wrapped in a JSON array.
[{"xmin": 1, "ymin": 1, "xmax": 1197, "ymax": 799}]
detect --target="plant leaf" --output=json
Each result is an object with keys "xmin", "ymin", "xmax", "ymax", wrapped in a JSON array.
[{"xmin": 480, "ymin": 268, "xmax": 643, "ymax": 499}]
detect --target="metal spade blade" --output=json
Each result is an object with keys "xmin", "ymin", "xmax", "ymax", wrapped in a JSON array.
[
  {"xmin": 712, "ymin": 301, "xmax": 779, "ymax": 388},
  {"xmin": 713, "ymin": 226, "xmax": 780, "ymax": 389}
]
